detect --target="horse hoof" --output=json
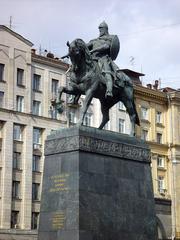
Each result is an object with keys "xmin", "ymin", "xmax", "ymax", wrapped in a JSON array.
[{"xmin": 56, "ymin": 102, "xmax": 64, "ymax": 113}]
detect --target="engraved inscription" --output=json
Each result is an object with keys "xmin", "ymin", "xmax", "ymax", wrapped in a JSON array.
[
  {"xmin": 79, "ymin": 136, "xmax": 150, "ymax": 162},
  {"xmin": 49, "ymin": 173, "xmax": 70, "ymax": 193},
  {"xmin": 45, "ymin": 136, "xmax": 79, "ymax": 155},
  {"xmin": 52, "ymin": 212, "xmax": 66, "ymax": 230},
  {"xmin": 45, "ymin": 135, "xmax": 150, "ymax": 162}
]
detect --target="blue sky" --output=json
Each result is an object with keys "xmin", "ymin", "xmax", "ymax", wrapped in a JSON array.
[{"xmin": 1, "ymin": 0, "xmax": 180, "ymax": 88}]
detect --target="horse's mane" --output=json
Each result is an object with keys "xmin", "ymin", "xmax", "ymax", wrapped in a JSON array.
[{"xmin": 73, "ymin": 39, "xmax": 94, "ymax": 69}]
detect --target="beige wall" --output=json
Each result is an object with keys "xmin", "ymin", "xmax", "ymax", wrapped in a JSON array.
[
  {"xmin": 0, "ymin": 27, "xmax": 68, "ymax": 239},
  {"xmin": 135, "ymin": 87, "xmax": 171, "ymax": 199}
]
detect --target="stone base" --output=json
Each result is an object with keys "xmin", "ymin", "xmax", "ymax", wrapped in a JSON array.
[{"xmin": 38, "ymin": 126, "xmax": 158, "ymax": 240}]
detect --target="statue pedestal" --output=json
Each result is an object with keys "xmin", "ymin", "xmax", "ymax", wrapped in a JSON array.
[{"xmin": 38, "ymin": 126, "xmax": 157, "ymax": 240}]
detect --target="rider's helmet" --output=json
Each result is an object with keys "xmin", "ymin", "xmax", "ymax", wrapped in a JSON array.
[
  {"xmin": 98, "ymin": 21, "xmax": 109, "ymax": 36},
  {"xmin": 98, "ymin": 21, "xmax": 108, "ymax": 30}
]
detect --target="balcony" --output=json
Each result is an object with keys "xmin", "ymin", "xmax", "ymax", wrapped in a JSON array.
[{"xmin": 159, "ymin": 188, "xmax": 167, "ymax": 196}]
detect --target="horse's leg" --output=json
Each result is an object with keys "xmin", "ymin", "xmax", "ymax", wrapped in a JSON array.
[
  {"xmin": 56, "ymin": 86, "xmax": 80, "ymax": 114},
  {"xmin": 122, "ymin": 88, "xmax": 137, "ymax": 136},
  {"xmin": 58, "ymin": 86, "xmax": 79, "ymax": 102},
  {"xmin": 78, "ymin": 88, "xmax": 94, "ymax": 126},
  {"xmin": 99, "ymin": 102, "xmax": 110, "ymax": 129},
  {"xmin": 124, "ymin": 100, "xmax": 136, "ymax": 136},
  {"xmin": 73, "ymin": 94, "xmax": 81, "ymax": 104},
  {"xmin": 58, "ymin": 86, "xmax": 66, "ymax": 102}
]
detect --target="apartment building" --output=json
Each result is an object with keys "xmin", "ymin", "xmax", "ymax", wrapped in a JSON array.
[{"xmin": 0, "ymin": 25, "xmax": 69, "ymax": 240}]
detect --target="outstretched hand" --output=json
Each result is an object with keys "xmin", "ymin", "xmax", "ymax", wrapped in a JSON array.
[{"xmin": 61, "ymin": 54, "xmax": 69, "ymax": 59}]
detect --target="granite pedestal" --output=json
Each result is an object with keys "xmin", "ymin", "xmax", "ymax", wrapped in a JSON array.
[{"xmin": 38, "ymin": 126, "xmax": 157, "ymax": 240}]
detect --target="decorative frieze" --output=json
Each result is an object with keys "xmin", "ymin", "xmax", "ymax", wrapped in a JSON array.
[{"xmin": 45, "ymin": 134, "xmax": 150, "ymax": 162}]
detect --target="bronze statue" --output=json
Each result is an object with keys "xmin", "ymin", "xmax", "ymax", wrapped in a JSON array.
[
  {"xmin": 87, "ymin": 21, "xmax": 118, "ymax": 97},
  {"xmin": 57, "ymin": 22, "xmax": 140, "ymax": 135}
]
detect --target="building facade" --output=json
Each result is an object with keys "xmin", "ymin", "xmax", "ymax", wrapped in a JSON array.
[
  {"xmin": 0, "ymin": 25, "xmax": 68, "ymax": 239},
  {"xmin": 166, "ymin": 90, "xmax": 180, "ymax": 239},
  {"xmin": 0, "ymin": 25, "xmax": 180, "ymax": 239},
  {"xmin": 135, "ymin": 85, "xmax": 172, "ymax": 239}
]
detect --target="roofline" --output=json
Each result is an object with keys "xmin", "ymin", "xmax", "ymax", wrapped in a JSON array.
[
  {"xmin": 32, "ymin": 53, "xmax": 69, "ymax": 70},
  {"xmin": 0, "ymin": 25, "xmax": 33, "ymax": 47},
  {"xmin": 134, "ymin": 84, "xmax": 168, "ymax": 103},
  {"xmin": 121, "ymin": 68, "xmax": 145, "ymax": 76}
]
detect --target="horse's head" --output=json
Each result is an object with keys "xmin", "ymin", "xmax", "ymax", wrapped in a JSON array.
[
  {"xmin": 67, "ymin": 39, "xmax": 87, "ymax": 59},
  {"xmin": 67, "ymin": 39, "xmax": 92, "ymax": 73}
]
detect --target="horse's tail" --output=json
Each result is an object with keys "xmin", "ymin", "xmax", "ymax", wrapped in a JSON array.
[{"xmin": 133, "ymin": 99, "xmax": 140, "ymax": 126}]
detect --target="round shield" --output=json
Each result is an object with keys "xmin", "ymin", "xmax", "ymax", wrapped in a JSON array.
[{"xmin": 110, "ymin": 35, "xmax": 120, "ymax": 60}]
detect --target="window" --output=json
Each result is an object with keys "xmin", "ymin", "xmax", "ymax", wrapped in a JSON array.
[
  {"xmin": 16, "ymin": 95, "xmax": 24, "ymax": 112},
  {"xmin": 32, "ymin": 100, "xmax": 41, "ymax": 115},
  {"xmin": 156, "ymin": 111, "xmax": 162, "ymax": 123},
  {"xmin": 13, "ymin": 152, "xmax": 21, "ymax": 169},
  {"xmin": 118, "ymin": 101, "xmax": 126, "ymax": 111},
  {"xmin": 69, "ymin": 110, "xmax": 77, "ymax": 123},
  {"xmin": 0, "ymin": 63, "xmax": 5, "ymax": 81},
  {"xmin": 17, "ymin": 68, "xmax": 24, "ymax": 86},
  {"xmin": 51, "ymin": 79, "xmax": 58, "ymax": 96},
  {"xmin": 141, "ymin": 129, "xmax": 148, "ymax": 141},
  {"xmin": 158, "ymin": 176, "xmax": 165, "ymax": 193},
  {"xmin": 11, "ymin": 211, "xmax": 19, "ymax": 228},
  {"xmin": 119, "ymin": 118, "xmax": 125, "ymax": 133},
  {"xmin": 32, "ymin": 183, "xmax": 40, "ymax": 201},
  {"xmin": 31, "ymin": 212, "xmax": 39, "ymax": 229},
  {"xmin": 157, "ymin": 133, "xmax": 162, "ymax": 144},
  {"xmin": 33, "ymin": 74, "xmax": 41, "ymax": 91},
  {"xmin": 13, "ymin": 124, "xmax": 23, "ymax": 141},
  {"xmin": 83, "ymin": 112, "xmax": 92, "ymax": 126},
  {"xmin": 141, "ymin": 107, "xmax": 148, "ymax": 120},
  {"xmin": 157, "ymin": 156, "xmax": 165, "ymax": 168},
  {"xmin": 12, "ymin": 181, "xmax": 20, "ymax": 199},
  {"xmin": 0, "ymin": 91, "xmax": 4, "ymax": 108},
  {"xmin": 33, "ymin": 128, "xmax": 42, "ymax": 144},
  {"xmin": 33, "ymin": 155, "xmax": 40, "ymax": 172}
]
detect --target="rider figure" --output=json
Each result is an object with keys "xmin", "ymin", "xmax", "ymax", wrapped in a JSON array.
[{"xmin": 87, "ymin": 21, "xmax": 115, "ymax": 98}]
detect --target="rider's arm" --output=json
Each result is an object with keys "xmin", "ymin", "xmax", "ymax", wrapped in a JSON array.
[
  {"xmin": 61, "ymin": 54, "xmax": 69, "ymax": 59},
  {"xmin": 90, "ymin": 43, "xmax": 110, "ymax": 54},
  {"xmin": 86, "ymin": 41, "xmax": 93, "ymax": 51}
]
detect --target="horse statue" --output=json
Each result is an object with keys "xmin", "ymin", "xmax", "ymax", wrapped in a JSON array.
[{"xmin": 56, "ymin": 38, "xmax": 140, "ymax": 136}]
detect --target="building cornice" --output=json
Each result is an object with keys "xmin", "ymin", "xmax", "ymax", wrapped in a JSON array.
[
  {"xmin": 170, "ymin": 144, "xmax": 180, "ymax": 149},
  {"xmin": 147, "ymin": 141, "xmax": 169, "ymax": 150},
  {"xmin": 32, "ymin": 54, "xmax": 69, "ymax": 71},
  {"xmin": 167, "ymin": 92, "xmax": 180, "ymax": 104},
  {"xmin": 0, "ymin": 108, "xmax": 67, "ymax": 125},
  {"xmin": 134, "ymin": 85, "xmax": 167, "ymax": 103}
]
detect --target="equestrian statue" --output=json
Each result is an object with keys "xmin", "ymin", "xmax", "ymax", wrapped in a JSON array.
[{"xmin": 56, "ymin": 21, "xmax": 140, "ymax": 135}]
